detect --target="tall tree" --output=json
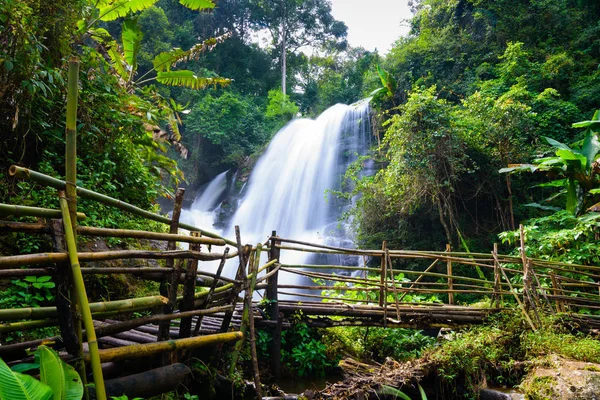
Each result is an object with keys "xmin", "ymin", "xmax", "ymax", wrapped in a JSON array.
[{"xmin": 248, "ymin": 0, "xmax": 347, "ymax": 94}]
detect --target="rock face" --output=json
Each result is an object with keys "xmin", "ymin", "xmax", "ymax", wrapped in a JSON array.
[{"xmin": 520, "ymin": 356, "xmax": 600, "ymax": 400}]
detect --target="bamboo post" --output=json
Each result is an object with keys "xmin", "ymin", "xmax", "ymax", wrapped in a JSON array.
[
  {"xmin": 446, "ymin": 244, "xmax": 454, "ymax": 305},
  {"xmin": 158, "ymin": 188, "xmax": 185, "ymax": 344},
  {"xmin": 230, "ymin": 244, "xmax": 262, "ymax": 398},
  {"xmin": 519, "ymin": 224, "xmax": 532, "ymax": 311},
  {"xmin": 379, "ymin": 241, "xmax": 387, "ymax": 308},
  {"xmin": 179, "ymin": 232, "xmax": 201, "ymax": 338},
  {"xmin": 550, "ymin": 273, "xmax": 566, "ymax": 312},
  {"xmin": 386, "ymin": 250, "xmax": 401, "ymax": 321},
  {"xmin": 219, "ymin": 226, "xmax": 249, "ymax": 334},
  {"xmin": 50, "ymin": 219, "xmax": 81, "ymax": 359},
  {"xmin": 64, "ymin": 57, "xmax": 90, "ymax": 399},
  {"xmin": 193, "ymin": 247, "xmax": 229, "ymax": 335},
  {"xmin": 268, "ymin": 230, "xmax": 282, "ymax": 379},
  {"xmin": 59, "ymin": 193, "xmax": 106, "ymax": 400},
  {"xmin": 493, "ymin": 249, "xmax": 536, "ymax": 330},
  {"xmin": 492, "ymin": 243, "xmax": 501, "ymax": 308}
]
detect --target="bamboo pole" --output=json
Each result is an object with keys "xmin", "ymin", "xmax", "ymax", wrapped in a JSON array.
[
  {"xmin": 446, "ymin": 244, "xmax": 454, "ymax": 305},
  {"xmin": 493, "ymin": 250, "xmax": 536, "ymax": 331},
  {"xmin": 386, "ymin": 250, "xmax": 400, "ymax": 321},
  {"xmin": 0, "ymin": 248, "xmax": 235, "ymax": 269},
  {"xmin": 89, "ymin": 332, "xmax": 243, "ymax": 363},
  {"xmin": 193, "ymin": 248, "xmax": 230, "ymax": 335},
  {"xmin": 268, "ymin": 231, "xmax": 282, "ymax": 379},
  {"xmin": 220, "ymin": 227, "xmax": 249, "ymax": 333},
  {"xmin": 59, "ymin": 193, "xmax": 106, "ymax": 400},
  {"xmin": 379, "ymin": 241, "xmax": 387, "ymax": 308},
  {"xmin": 77, "ymin": 226, "xmax": 226, "ymax": 246},
  {"xmin": 0, "ymin": 295, "xmax": 168, "ymax": 321},
  {"xmin": 0, "ymin": 220, "xmax": 48, "ymax": 232},
  {"xmin": 9, "ymin": 166, "xmax": 235, "ymax": 245},
  {"xmin": 180, "ymin": 232, "xmax": 201, "ymax": 338},
  {"xmin": 0, "ymin": 203, "xmax": 86, "ymax": 221},
  {"xmin": 159, "ymin": 188, "xmax": 184, "ymax": 345}
]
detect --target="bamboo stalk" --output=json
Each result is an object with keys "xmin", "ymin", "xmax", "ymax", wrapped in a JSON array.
[
  {"xmin": 0, "ymin": 319, "xmax": 58, "ymax": 333},
  {"xmin": 9, "ymin": 166, "xmax": 235, "ymax": 245},
  {"xmin": 194, "ymin": 248, "xmax": 229, "ymax": 335},
  {"xmin": 77, "ymin": 226, "xmax": 226, "ymax": 246},
  {"xmin": 59, "ymin": 193, "xmax": 106, "ymax": 400},
  {"xmin": 0, "ymin": 249, "xmax": 235, "ymax": 269},
  {"xmin": 89, "ymin": 332, "xmax": 243, "ymax": 363},
  {"xmin": 159, "ymin": 188, "xmax": 184, "ymax": 345},
  {"xmin": 0, "ymin": 220, "xmax": 49, "ymax": 232},
  {"xmin": 446, "ymin": 244, "xmax": 454, "ymax": 305},
  {"xmin": 180, "ymin": 231, "xmax": 200, "ymax": 338},
  {"xmin": 493, "ymin": 250, "xmax": 536, "ymax": 331},
  {"xmin": 0, "ymin": 203, "xmax": 86, "ymax": 221},
  {"xmin": 0, "ymin": 295, "xmax": 168, "ymax": 321}
]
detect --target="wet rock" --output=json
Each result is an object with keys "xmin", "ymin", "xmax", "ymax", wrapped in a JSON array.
[
  {"xmin": 520, "ymin": 355, "xmax": 600, "ymax": 399},
  {"xmin": 479, "ymin": 388, "xmax": 525, "ymax": 400}
]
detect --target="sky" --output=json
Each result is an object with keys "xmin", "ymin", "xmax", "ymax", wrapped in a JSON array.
[{"xmin": 329, "ymin": 0, "xmax": 413, "ymax": 54}]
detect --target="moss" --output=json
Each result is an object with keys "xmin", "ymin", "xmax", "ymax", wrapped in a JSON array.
[
  {"xmin": 522, "ymin": 376, "xmax": 558, "ymax": 400},
  {"xmin": 425, "ymin": 310, "xmax": 600, "ymax": 397}
]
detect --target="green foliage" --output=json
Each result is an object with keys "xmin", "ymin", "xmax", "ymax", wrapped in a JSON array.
[
  {"xmin": 281, "ymin": 315, "xmax": 335, "ymax": 377},
  {"xmin": 0, "ymin": 356, "xmax": 52, "ymax": 400},
  {"xmin": 0, "ymin": 277, "xmax": 55, "ymax": 309},
  {"xmin": 265, "ymin": 89, "xmax": 299, "ymax": 128},
  {"xmin": 501, "ymin": 110, "xmax": 600, "ymax": 215},
  {"xmin": 427, "ymin": 311, "xmax": 600, "ymax": 396},
  {"xmin": 0, "ymin": 346, "xmax": 83, "ymax": 400},
  {"xmin": 323, "ymin": 326, "xmax": 435, "ymax": 364}
]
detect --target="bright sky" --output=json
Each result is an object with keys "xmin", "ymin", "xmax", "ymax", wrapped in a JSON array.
[{"xmin": 329, "ymin": 0, "xmax": 412, "ymax": 54}]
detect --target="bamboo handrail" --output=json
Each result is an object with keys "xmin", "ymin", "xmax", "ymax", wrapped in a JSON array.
[
  {"xmin": 0, "ymin": 203, "xmax": 86, "ymax": 221},
  {"xmin": 0, "ymin": 248, "xmax": 237, "ymax": 269},
  {"xmin": 77, "ymin": 226, "xmax": 227, "ymax": 246},
  {"xmin": 9, "ymin": 165, "xmax": 236, "ymax": 245}
]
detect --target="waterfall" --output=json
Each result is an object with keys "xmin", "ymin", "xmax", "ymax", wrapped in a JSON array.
[
  {"xmin": 181, "ymin": 170, "xmax": 229, "ymax": 231},
  {"xmin": 183, "ymin": 100, "xmax": 372, "ymax": 279}
]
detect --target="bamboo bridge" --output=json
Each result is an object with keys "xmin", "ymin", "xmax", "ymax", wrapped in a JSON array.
[{"xmin": 2, "ymin": 165, "xmax": 600, "ymax": 398}]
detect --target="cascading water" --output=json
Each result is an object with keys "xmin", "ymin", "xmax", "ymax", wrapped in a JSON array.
[
  {"xmin": 181, "ymin": 169, "xmax": 229, "ymax": 230},
  {"xmin": 183, "ymin": 100, "xmax": 372, "ymax": 282}
]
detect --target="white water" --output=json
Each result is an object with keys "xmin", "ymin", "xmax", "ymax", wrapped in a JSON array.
[
  {"xmin": 181, "ymin": 170, "xmax": 229, "ymax": 231},
  {"xmin": 184, "ymin": 100, "xmax": 372, "ymax": 278}
]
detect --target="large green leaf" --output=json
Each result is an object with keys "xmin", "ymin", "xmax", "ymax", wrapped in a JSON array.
[
  {"xmin": 122, "ymin": 19, "xmax": 142, "ymax": 74},
  {"xmin": 178, "ymin": 0, "xmax": 215, "ymax": 10},
  {"xmin": 99, "ymin": 0, "xmax": 159, "ymax": 21},
  {"xmin": 38, "ymin": 346, "xmax": 83, "ymax": 400},
  {"xmin": 581, "ymin": 130, "xmax": 600, "ymax": 172},
  {"xmin": 572, "ymin": 109, "xmax": 600, "ymax": 129},
  {"xmin": 152, "ymin": 48, "xmax": 186, "ymax": 73},
  {"xmin": 151, "ymin": 34, "xmax": 230, "ymax": 74},
  {"xmin": 544, "ymin": 136, "xmax": 573, "ymax": 151},
  {"xmin": 556, "ymin": 149, "xmax": 587, "ymax": 170},
  {"xmin": 156, "ymin": 70, "xmax": 230, "ymax": 89},
  {"xmin": 0, "ymin": 357, "xmax": 53, "ymax": 400}
]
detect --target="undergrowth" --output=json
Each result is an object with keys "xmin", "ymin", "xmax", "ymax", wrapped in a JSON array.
[{"xmin": 426, "ymin": 310, "xmax": 600, "ymax": 396}]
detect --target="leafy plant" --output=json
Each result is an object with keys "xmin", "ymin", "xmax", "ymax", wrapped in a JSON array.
[
  {"xmin": 0, "ymin": 276, "xmax": 55, "ymax": 309},
  {"xmin": 500, "ymin": 110, "xmax": 600, "ymax": 215},
  {"xmin": 0, "ymin": 345, "xmax": 83, "ymax": 400}
]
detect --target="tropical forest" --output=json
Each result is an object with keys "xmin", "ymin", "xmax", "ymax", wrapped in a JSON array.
[{"xmin": 1, "ymin": 0, "xmax": 600, "ymax": 399}]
